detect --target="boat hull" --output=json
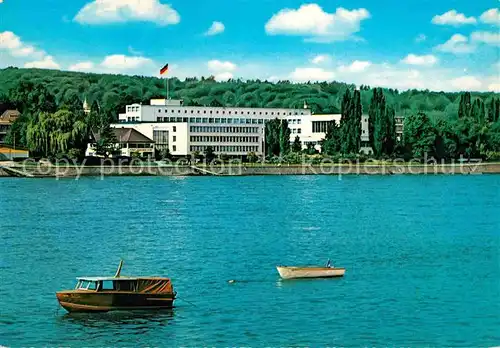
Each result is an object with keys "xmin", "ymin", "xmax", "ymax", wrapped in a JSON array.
[
  {"xmin": 277, "ymin": 266, "xmax": 345, "ymax": 279},
  {"xmin": 56, "ymin": 291, "xmax": 175, "ymax": 313}
]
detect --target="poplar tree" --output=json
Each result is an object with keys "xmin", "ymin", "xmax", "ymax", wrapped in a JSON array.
[
  {"xmin": 369, "ymin": 88, "xmax": 396, "ymax": 157},
  {"xmin": 353, "ymin": 89, "xmax": 362, "ymax": 152},
  {"xmin": 340, "ymin": 89, "xmax": 352, "ymax": 154},
  {"xmin": 279, "ymin": 119, "xmax": 291, "ymax": 155},
  {"xmin": 458, "ymin": 92, "xmax": 472, "ymax": 119}
]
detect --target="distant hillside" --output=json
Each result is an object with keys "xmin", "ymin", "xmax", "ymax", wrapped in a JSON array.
[{"xmin": 0, "ymin": 67, "xmax": 498, "ymax": 120}]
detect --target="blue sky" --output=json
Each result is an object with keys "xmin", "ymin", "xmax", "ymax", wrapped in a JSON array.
[{"xmin": 0, "ymin": 0, "xmax": 499, "ymax": 91}]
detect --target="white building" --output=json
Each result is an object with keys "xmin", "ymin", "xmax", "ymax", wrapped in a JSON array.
[{"xmin": 113, "ymin": 99, "xmax": 371, "ymax": 157}]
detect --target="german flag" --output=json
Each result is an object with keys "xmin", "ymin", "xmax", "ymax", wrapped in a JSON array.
[{"xmin": 160, "ymin": 63, "xmax": 169, "ymax": 75}]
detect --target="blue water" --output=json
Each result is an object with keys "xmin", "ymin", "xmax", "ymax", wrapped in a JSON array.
[{"xmin": 1, "ymin": 175, "xmax": 499, "ymax": 346}]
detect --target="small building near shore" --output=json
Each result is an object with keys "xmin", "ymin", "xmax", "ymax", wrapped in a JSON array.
[
  {"xmin": 0, "ymin": 145, "xmax": 29, "ymax": 160},
  {"xmin": 86, "ymin": 128, "xmax": 155, "ymax": 158},
  {"xmin": 0, "ymin": 110, "xmax": 21, "ymax": 144}
]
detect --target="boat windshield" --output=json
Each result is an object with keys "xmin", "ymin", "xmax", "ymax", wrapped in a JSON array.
[{"xmin": 75, "ymin": 280, "xmax": 98, "ymax": 291}]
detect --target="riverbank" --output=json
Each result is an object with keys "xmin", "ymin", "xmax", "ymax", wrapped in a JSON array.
[{"xmin": 1, "ymin": 161, "xmax": 500, "ymax": 178}]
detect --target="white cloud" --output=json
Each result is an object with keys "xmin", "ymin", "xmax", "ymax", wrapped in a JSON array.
[
  {"xmin": 311, "ymin": 54, "xmax": 331, "ymax": 64},
  {"xmin": 0, "ymin": 31, "xmax": 41, "ymax": 57},
  {"xmin": 207, "ymin": 60, "xmax": 237, "ymax": 72},
  {"xmin": 471, "ymin": 31, "xmax": 500, "ymax": 46},
  {"xmin": 100, "ymin": 54, "xmax": 153, "ymax": 70},
  {"xmin": 204, "ymin": 21, "xmax": 225, "ymax": 36},
  {"xmin": 415, "ymin": 34, "xmax": 427, "ymax": 43},
  {"xmin": 207, "ymin": 60, "xmax": 236, "ymax": 80},
  {"xmin": 74, "ymin": 0, "xmax": 180, "ymax": 26},
  {"xmin": 450, "ymin": 76, "xmax": 482, "ymax": 90},
  {"xmin": 401, "ymin": 54, "xmax": 438, "ymax": 66},
  {"xmin": 69, "ymin": 61, "xmax": 94, "ymax": 72},
  {"xmin": 480, "ymin": 8, "xmax": 500, "ymax": 25},
  {"xmin": 338, "ymin": 60, "xmax": 371, "ymax": 73},
  {"xmin": 432, "ymin": 10, "xmax": 476, "ymax": 26},
  {"xmin": 488, "ymin": 83, "xmax": 500, "ymax": 92},
  {"xmin": 290, "ymin": 67, "xmax": 335, "ymax": 82},
  {"xmin": 24, "ymin": 56, "xmax": 60, "ymax": 69},
  {"xmin": 436, "ymin": 34, "xmax": 476, "ymax": 54},
  {"xmin": 265, "ymin": 4, "xmax": 370, "ymax": 42},
  {"xmin": 214, "ymin": 72, "xmax": 233, "ymax": 81}
]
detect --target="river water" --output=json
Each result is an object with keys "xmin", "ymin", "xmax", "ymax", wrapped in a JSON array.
[{"xmin": 1, "ymin": 175, "xmax": 499, "ymax": 346}]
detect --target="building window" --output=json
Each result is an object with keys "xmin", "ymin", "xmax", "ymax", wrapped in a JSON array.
[
  {"xmin": 157, "ymin": 117, "xmax": 161, "ymax": 122},
  {"xmin": 173, "ymin": 126, "xmax": 177, "ymax": 132},
  {"xmin": 297, "ymin": 119, "xmax": 302, "ymax": 124},
  {"xmin": 158, "ymin": 109, "xmax": 162, "ymax": 113},
  {"xmin": 173, "ymin": 145, "xmax": 177, "ymax": 151},
  {"xmin": 173, "ymin": 136, "xmax": 176, "ymax": 142},
  {"xmin": 297, "ymin": 128, "xmax": 301, "ymax": 134}
]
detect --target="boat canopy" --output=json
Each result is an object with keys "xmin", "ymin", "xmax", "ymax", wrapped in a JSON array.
[
  {"xmin": 75, "ymin": 277, "xmax": 173, "ymax": 294},
  {"xmin": 76, "ymin": 276, "xmax": 166, "ymax": 281}
]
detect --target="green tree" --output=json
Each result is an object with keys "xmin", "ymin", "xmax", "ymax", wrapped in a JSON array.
[
  {"xmin": 403, "ymin": 112, "xmax": 436, "ymax": 159},
  {"xmin": 9, "ymin": 80, "xmax": 56, "ymax": 114},
  {"xmin": 434, "ymin": 119, "xmax": 458, "ymax": 160},
  {"xmin": 279, "ymin": 119, "xmax": 291, "ymax": 155},
  {"xmin": 292, "ymin": 135, "xmax": 302, "ymax": 152},
  {"xmin": 265, "ymin": 118, "xmax": 281, "ymax": 157},
  {"xmin": 321, "ymin": 120, "xmax": 341, "ymax": 155},
  {"xmin": 353, "ymin": 89, "xmax": 362, "ymax": 152},
  {"xmin": 26, "ymin": 109, "xmax": 87, "ymax": 158},
  {"xmin": 340, "ymin": 89, "xmax": 353, "ymax": 154},
  {"xmin": 204, "ymin": 145, "xmax": 215, "ymax": 162},
  {"xmin": 458, "ymin": 92, "xmax": 472, "ymax": 119}
]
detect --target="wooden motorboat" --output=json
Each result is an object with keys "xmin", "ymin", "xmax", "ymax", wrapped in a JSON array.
[
  {"xmin": 276, "ymin": 266, "xmax": 346, "ymax": 279},
  {"xmin": 56, "ymin": 261, "xmax": 176, "ymax": 313}
]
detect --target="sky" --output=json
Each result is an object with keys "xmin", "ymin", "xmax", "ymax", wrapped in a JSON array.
[{"xmin": 0, "ymin": 0, "xmax": 499, "ymax": 92}]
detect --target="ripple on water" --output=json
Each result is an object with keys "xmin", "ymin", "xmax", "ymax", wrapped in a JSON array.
[{"xmin": 0, "ymin": 175, "xmax": 499, "ymax": 346}]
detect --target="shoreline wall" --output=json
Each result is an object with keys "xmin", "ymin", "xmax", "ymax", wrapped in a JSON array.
[{"xmin": 1, "ymin": 162, "xmax": 500, "ymax": 178}]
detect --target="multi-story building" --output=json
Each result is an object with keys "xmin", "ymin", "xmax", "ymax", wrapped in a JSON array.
[
  {"xmin": 112, "ymin": 99, "xmax": 372, "ymax": 157},
  {"xmin": 0, "ymin": 110, "xmax": 20, "ymax": 144}
]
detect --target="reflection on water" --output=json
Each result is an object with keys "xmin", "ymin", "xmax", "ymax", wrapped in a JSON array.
[
  {"xmin": 275, "ymin": 276, "xmax": 345, "ymax": 288},
  {"xmin": 57, "ymin": 309, "xmax": 175, "ymax": 336},
  {"xmin": 1, "ymin": 176, "xmax": 499, "ymax": 346}
]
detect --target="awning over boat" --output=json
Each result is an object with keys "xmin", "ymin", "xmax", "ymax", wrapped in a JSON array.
[{"xmin": 136, "ymin": 279, "xmax": 173, "ymax": 294}]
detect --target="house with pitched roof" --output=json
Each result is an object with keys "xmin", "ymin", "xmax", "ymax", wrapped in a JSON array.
[
  {"xmin": 0, "ymin": 110, "xmax": 21, "ymax": 144},
  {"xmin": 86, "ymin": 127, "xmax": 155, "ymax": 158}
]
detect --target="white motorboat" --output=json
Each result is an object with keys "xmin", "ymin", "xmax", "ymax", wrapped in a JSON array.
[{"xmin": 276, "ymin": 266, "xmax": 345, "ymax": 279}]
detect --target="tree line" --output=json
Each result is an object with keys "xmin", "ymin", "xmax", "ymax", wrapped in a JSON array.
[{"xmin": 0, "ymin": 67, "xmax": 499, "ymax": 161}]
